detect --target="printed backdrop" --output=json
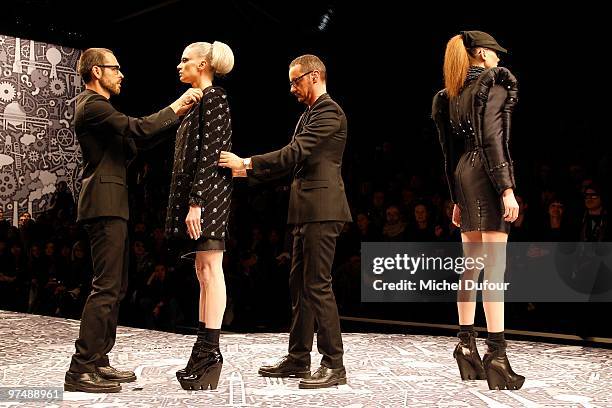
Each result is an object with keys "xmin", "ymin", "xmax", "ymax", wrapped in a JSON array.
[{"xmin": 0, "ymin": 34, "xmax": 82, "ymax": 225}]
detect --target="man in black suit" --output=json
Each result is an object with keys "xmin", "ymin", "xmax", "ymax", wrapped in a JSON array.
[
  {"xmin": 219, "ymin": 54, "xmax": 352, "ymax": 389},
  {"xmin": 64, "ymin": 48, "xmax": 202, "ymax": 393}
]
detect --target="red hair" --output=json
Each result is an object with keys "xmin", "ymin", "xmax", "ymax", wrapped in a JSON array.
[{"xmin": 443, "ymin": 35, "xmax": 471, "ymax": 98}]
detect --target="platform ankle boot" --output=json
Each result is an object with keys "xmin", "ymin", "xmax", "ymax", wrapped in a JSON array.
[
  {"xmin": 483, "ymin": 333, "xmax": 525, "ymax": 390},
  {"xmin": 177, "ymin": 328, "xmax": 223, "ymax": 391},
  {"xmin": 454, "ymin": 330, "xmax": 486, "ymax": 380},
  {"xmin": 176, "ymin": 322, "xmax": 206, "ymax": 380}
]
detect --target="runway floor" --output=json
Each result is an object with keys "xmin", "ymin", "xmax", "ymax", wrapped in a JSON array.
[{"xmin": 1, "ymin": 310, "xmax": 611, "ymax": 407}]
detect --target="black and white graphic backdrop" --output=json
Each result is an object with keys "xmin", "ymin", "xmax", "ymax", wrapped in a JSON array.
[{"xmin": 0, "ymin": 34, "xmax": 82, "ymax": 225}]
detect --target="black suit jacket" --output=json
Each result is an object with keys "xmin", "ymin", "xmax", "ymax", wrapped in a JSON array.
[
  {"xmin": 251, "ymin": 93, "xmax": 352, "ymax": 224},
  {"xmin": 75, "ymin": 89, "xmax": 178, "ymax": 222}
]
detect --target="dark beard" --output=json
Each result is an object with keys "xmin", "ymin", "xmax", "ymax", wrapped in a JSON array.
[{"xmin": 100, "ymin": 74, "xmax": 119, "ymax": 96}]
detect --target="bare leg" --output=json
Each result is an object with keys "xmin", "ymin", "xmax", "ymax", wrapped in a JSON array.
[
  {"xmin": 458, "ymin": 231, "xmax": 483, "ymax": 325},
  {"xmin": 478, "ymin": 231, "xmax": 524, "ymax": 390},
  {"xmin": 178, "ymin": 250, "xmax": 225, "ymax": 390},
  {"xmin": 197, "ymin": 263, "xmax": 207, "ymax": 323},
  {"xmin": 454, "ymin": 231, "xmax": 487, "ymax": 381},
  {"xmin": 195, "ymin": 250, "xmax": 226, "ymax": 329},
  {"xmin": 481, "ymin": 231, "xmax": 508, "ymax": 333}
]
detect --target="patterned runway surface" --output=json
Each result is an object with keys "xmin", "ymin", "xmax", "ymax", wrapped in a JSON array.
[{"xmin": 1, "ymin": 310, "xmax": 611, "ymax": 407}]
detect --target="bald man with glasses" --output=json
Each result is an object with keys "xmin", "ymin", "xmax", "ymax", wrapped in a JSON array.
[{"xmin": 220, "ymin": 54, "xmax": 352, "ymax": 389}]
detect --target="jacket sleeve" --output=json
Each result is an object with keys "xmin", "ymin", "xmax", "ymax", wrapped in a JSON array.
[
  {"xmin": 481, "ymin": 86, "xmax": 515, "ymax": 193},
  {"xmin": 432, "ymin": 90, "xmax": 457, "ymax": 203},
  {"xmin": 188, "ymin": 90, "xmax": 232, "ymax": 207},
  {"xmin": 247, "ymin": 166, "xmax": 293, "ymax": 187},
  {"xmin": 250, "ymin": 100, "xmax": 341, "ymax": 178},
  {"xmin": 84, "ymin": 95, "xmax": 178, "ymax": 142},
  {"xmin": 475, "ymin": 67, "xmax": 518, "ymax": 195}
]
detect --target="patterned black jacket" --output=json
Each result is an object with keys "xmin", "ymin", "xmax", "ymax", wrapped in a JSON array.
[{"xmin": 165, "ymin": 86, "xmax": 232, "ymax": 240}]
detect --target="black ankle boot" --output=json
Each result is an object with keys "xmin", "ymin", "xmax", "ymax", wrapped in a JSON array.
[
  {"xmin": 483, "ymin": 339, "xmax": 525, "ymax": 390},
  {"xmin": 177, "ymin": 330, "xmax": 222, "ymax": 391},
  {"xmin": 454, "ymin": 331, "xmax": 486, "ymax": 380},
  {"xmin": 176, "ymin": 322, "xmax": 206, "ymax": 380}
]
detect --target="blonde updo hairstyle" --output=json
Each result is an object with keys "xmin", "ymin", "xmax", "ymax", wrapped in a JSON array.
[{"xmin": 187, "ymin": 41, "xmax": 234, "ymax": 76}]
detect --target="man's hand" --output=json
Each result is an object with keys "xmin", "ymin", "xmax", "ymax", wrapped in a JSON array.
[
  {"xmin": 185, "ymin": 205, "xmax": 202, "ymax": 240},
  {"xmin": 171, "ymin": 88, "xmax": 204, "ymax": 116},
  {"xmin": 219, "ymin": 151, "xmax": 245, "ymax": 170}
]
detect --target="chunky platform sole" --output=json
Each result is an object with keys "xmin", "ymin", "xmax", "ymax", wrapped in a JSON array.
[
  {"xmin": 456, "ymin": 355, "xmax": 487, "ymax": 380},
  {"xmin": 485, "ymin": 367, "xmax": 525, "ymax": 390},
  {"xmin": 178, "ymin": 363, "xmax": 222, "ymax": 391}
]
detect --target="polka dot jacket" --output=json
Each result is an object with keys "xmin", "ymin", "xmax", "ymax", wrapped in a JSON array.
[{"xmin": 165, "ymin": 86, "xmax": 232, "ymax": 240}]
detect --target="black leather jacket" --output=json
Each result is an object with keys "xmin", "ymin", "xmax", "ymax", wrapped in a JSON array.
[{"xmin": 432, "ymin": 67, "xmax": 518, "ymax": 203}]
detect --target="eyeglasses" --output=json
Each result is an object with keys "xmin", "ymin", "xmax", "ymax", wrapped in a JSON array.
[
  {"xmin": 289, "ymin": 70, "xmax": 313, "ymax": 88},
  {"xmin": 584, "ymin": 193, "xmax": 600, "ymax": 199},
  {"xmin": 96, "ymin": 64, "xmax": 121, "ymax": 72}
]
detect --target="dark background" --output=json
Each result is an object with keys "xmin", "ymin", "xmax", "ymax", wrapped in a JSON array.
[
  {"xmin": 1, "ymin": 1, "xmax": 610, "ymax": 341},
  {"xmin": 2, "ymin": 2, "xmax": 608, "ymax": 163}
]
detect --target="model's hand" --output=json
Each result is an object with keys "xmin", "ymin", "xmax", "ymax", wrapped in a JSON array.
[
  {"xmin": 171, "ymin": 88, "xmax": 203, "ymax": 115},
  {"xmin": 219, "ymin": 151, "xmax": 244, "ymax": 170},
  {"xmin": 452, "ymin": 204, "xmax": 461, "ymax": 227},
  {"xmin": 185, "ymin": 205, "xmax": 202, "ymax": 239},
  {"xmin": 232, "ymin": 168, "xmax": 247, "ymax": 178},
  {"xmin": 502, "ymin": 189, "xmax": 519, "ymax": 222}
]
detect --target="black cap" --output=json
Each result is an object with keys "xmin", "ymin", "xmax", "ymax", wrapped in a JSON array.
[{"xmin": 460, "ymin": 30, "xmax": 507, "ymax": 54}]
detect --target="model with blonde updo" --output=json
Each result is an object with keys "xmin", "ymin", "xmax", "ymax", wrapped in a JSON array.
[{"xmin": 165, "ymin": 40, "xmax": 234, "ymax": 391}]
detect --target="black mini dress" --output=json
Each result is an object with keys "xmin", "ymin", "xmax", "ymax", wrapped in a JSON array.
[{"xmin": 432, "ymin": 66, "xmax": 518, "ymax": 233}]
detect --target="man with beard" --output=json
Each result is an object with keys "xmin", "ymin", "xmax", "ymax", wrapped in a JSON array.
[{"xmin": 65, "ymin": 48, "xmax": 202, "ymax": 393}]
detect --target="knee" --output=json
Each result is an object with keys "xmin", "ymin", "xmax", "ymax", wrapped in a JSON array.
[
  {"xmin": 461, "ymin": 267, "xmax": 482, "ymax": 280},
  {"xmin": 195, "ymin": 261, "xmax": 223, "ymax": 286},
  {"xmin": 484, "ymin": 255, "xmax": 506, "ymax": 271}
]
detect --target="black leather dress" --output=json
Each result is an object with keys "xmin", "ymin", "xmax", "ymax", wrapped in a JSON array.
[{"xmin": 432, "ymin": 67, "xmax": 518, "ymax": 233}]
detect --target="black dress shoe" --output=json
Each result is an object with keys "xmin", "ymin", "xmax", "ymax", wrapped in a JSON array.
[
  {"xmin": 96, "ymin": 365, "xmax": 137, "ymax": 383},
  {"xmin": 258, "ymin": 355, "xmax": 310, "ymax": 378},
  {"xmin": 454, "ymin": 331, "xmax": 487, "ymax": 380},
  {"xmin": 64, "ymin": 371, "xmax": 121, "ymax": 393},
  {"xmin": 299, "ymin": 366, "xmax": 347, "ymax": 389},
  {"xmin": 483, "ymin": 349, "xmax": 525, "ymax": 390},
  {"xmin": 177, "ymin": 343, "xmax": 223, "ymax": 391}
]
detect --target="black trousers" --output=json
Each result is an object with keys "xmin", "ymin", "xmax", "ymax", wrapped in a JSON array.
[
  {"xmin": 288, "ymin": 221, "xmax": 344, "ymax": 369},
  {"xmin": 69, "ymin": 217, "xmax": 129, "ymax": 373}
]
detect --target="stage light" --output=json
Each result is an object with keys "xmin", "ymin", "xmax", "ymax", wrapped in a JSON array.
[{"xmin": 318, "ymin": 8, "xmax": 334, "ymax": 32}]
